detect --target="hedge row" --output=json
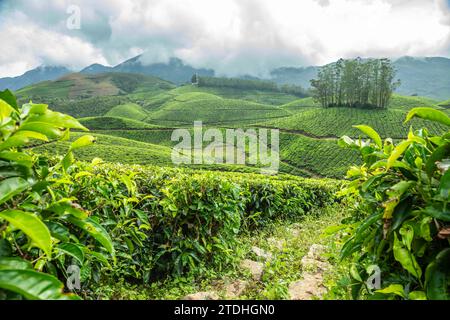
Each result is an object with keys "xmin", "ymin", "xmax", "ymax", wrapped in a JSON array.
[{"xmin": 65, "ymin": 162, "xmax": 341, "ymax": 283}]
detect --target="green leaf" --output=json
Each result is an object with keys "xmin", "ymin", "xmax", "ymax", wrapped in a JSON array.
[
  {"xmin": 350, "ymin": 264, "xmax": 363, "ymax": 282},
  {"xmin": 0, "ymin": 257, "xmax": 32, "ymax": 270},
  {"xmin": 405, "ymin": 107, "xmax": 450, "ymax": 126},
  {"xmin": 425, "ymin": 143, "xmax": 450, "ymax": 177},
  {"xmin": 70, "ymin": 135, "xmax": 96, "ymax": 150},
  {"xmin": 423, "ymin": 204, "xmax": 450, "ymax": 222},
  {"xmin": 387, "ymin": 141, "xmax": 412, "ymax": 169},
  {"xmin": 426, "ymin": 248, "xmax": 450, "ymax": 300},
  {"xmin": 0, "ymin": 269, "xmax": 78, "ymax": 300},
  {"xmin": 409, "ymin": 291, "xmax": 427, "ymax": 300},
  {"xmin": 376, "ymin": 284, "xmax": 406, "ymax": 298},
  {"xmin": 25, "ymin": 111, "xmax": 87, "ymax": 131},
  {"xmin": 353, "ymin": 125, "xmax": 382, "ymax": 149},
  {"xmin": 0, "ymin": 151, "xmax": 33, "ymax": 168},
  {"xmin": 57, "ymin": 243, "xmax": 85, "ymax": 265},
  {"xmin": 0, "ymin": 89, "xmax": 18, "ymax": 110},
  {"xmin": 393, "ymin": 233, "xmax": 422, "ymax": 279},
  {"xmin": 68, "ymin": 216, "xmax": 115, "ymax": 258},
  {"xmin": 399, "ymin": 224, "xmax": 414, "ymax": 251},
  {"xmin": 0, "ymin": 99, "xmax": 16, "ymax": 120},
  {"xmin": 0, "ymin": 210, "xmax": 52, "ymax": 257},
  {"xmin": 0, "ymin": 177, "xmax": 30, "ymax": 205},
  {"xmin": 18, "ymin": 122, "xmax": 62, "ymax": 140}
]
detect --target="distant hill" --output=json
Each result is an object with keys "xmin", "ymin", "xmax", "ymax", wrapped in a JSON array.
[
  {"xmin": 17, "ymin": 72, "xmax": 175, "ymax": 100},
  {"xmin": 2, "ymin": 56, "xmax": 449, "ymax": 99},
  {"xmin": 80, "ymin": 63, "xmax": 113, "ymax": 74},
  {"xmin": 113, "ymin": 56, "xmax": 214, "ymax": 85},
  {"xmin": 0, "ymin": 66, "xmax": 71, "ymax": 91},
  {"xmin": 394, "ymin": 57, "xmax": 450, "ymax": 101},
  {"xmin": 269, "ymin": 56, "xmax": 450, "ymax": 100}
]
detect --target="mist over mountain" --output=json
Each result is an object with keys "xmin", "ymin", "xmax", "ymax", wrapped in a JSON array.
[
  {"xmin": 113, "ymin": 56, "xmax": 215, "ymax": 85},
  {"xmin": 0, "ymin": 66, "xmax": 70, "ymax": 91},
  {"xmin": 2, "ymin": 55, "xmax": 450, "ymax": 100}
]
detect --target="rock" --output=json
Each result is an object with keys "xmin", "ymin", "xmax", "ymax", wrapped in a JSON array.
[
  {"xmin": 267, "ymin": 238, "xmax": 284, "ymax": 250},
  {"xmin": 251, "ymin": 246, "xmax": 273, "ymax": 260},
  {"xmin": 290, "ymin": 228, "xmax": 301, "ymax": 237},
  {"xmin": 301, "ymin": 256, "xmax": 330, "ymax": 272},
  {"xmin": 307, "ymin": 244, "xmax": 327, "ymax": 261},
  {"xmin": 240, "ymin": 259, "xmax": 264, "ymax": 281},
  {"xmin": 225, "ymin": 280, "xmax": 248, "ymax": 298},
  {"xmin": 288, "ymin": 273, "xmax": 327, "ymax": 300},
  {"xmin": 183, "ymin": 291, "xmax": 219, "ymax": 300}
]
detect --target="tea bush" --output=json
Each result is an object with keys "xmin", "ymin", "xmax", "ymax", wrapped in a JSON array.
[
  {"xmin": 0, "ymin": 90, "xmax": 114, "ymax": 300},
  {"xmin": 66, "ymin": 162, "xmax": 340, "ymax": 280},
  {"xmin": 337, "ymin": 107, "xmax": 450, "ymax": 300}
]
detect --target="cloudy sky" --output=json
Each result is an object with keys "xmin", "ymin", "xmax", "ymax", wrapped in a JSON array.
[{"xmin": 0, "ymin": 0, "xmax": 449, "ymax": 78}]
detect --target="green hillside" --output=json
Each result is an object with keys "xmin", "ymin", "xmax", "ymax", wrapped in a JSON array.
[
  {"xmin": 106, "ymin": 103, "xmax": 149, "ymax": 121},
  {"xmin": 146, "ymin": 92, "xmax": 290, "ymax": 125},
  {"xmin": 17, "ymin": 72, "xmax": 175, "ymax": 100},
  {"xmin": 17, "ymin": 72, "xmax": 449, "ymax": 180},
  {"xmin": 262, "ymin": 107, "xmax": 448, "ymax": 138},
  {"xmin": 79, "ymin": 116, "xmax": 157, "ymax": 130},
  {"xmin": 34, "ymin": 132, "xmax": 174, "ymax": 166}
]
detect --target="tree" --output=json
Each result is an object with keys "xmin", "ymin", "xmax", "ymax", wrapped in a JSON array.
[{"xmin": 310, "ymin": 58, "xmax": 399, "ymax": 109}]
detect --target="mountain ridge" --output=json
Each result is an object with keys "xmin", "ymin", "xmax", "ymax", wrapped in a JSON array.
[{"xmin": 3, "ymin": 55, "xmax": 450, "ymax": 100}]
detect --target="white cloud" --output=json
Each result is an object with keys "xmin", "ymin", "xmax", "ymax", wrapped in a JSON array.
[{"xmin": 0, "ymin": 0, "xmax": 449, "ymax": 77}]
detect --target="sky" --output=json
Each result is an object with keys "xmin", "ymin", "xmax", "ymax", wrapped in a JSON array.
[{"xmin": 0, "ymin": 0, "xmax": 449, "ymax": 78}]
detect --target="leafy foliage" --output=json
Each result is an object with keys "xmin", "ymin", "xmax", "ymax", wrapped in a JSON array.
[
  {"xmin": 0, "ymin": 90, "xmax": 113, "ymax": 299},
  {"xmin": 336, "ymin": 107, "xmax": 450, "ymax": 300}
]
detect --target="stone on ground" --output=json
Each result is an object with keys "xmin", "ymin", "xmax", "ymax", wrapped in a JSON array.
[
  {"xmin": 225, "ymin": 280, "xmax": 248, "ymax": 298},
  {"xmin": 240, "ymin": 259, "xmax": 264, "ymax": 281},
  {"xmin": 288, "ymin": 273, "xmax": 327, "ymax": 300},
  {"xmin": 251, "ymin": 246, "xmax": 273, "ymax": 260},
  {"xmin": 182, "ymin": 291, "xmax": 219, "ymax": 300},
  {"xmin": 267, "ymin": 237, "xmax": 284, "ymax": 250}
]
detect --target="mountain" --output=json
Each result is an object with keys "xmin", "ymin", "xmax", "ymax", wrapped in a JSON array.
[
  {"xmin": 2, "ymin": 56, "xmax": 449, "ymax": 99},
  {"xmin": 113, "ymin": 56, "xmax": 214, "ymax": 84},
  {"xmin": 269, "ymin": 56, "xmax": 450, "ymax": 100},
  {"xmin": 80, "ymin": 63, "xmax": 113, "ymax": 74},
  {"xmin": 17, "ymin": 72, "xmax": 175, "ymax": 100},
  {"xmin": 393, "ymin": 57, "xmax": 450, "ymax": 101},
  {"xmin": 0, "ymin": 66, "xmax": 71, "ymax": 91},
  {"xmin": 270, "ymin": 66, "xmax": 318, "ymax": 89}
]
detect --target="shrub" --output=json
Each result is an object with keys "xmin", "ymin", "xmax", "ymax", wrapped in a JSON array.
[
  {"xmin": 0, "ymin": 90, "xmax": 113, "ymax": 300},
  {"xmin": 337, "ymin": 107, "xmax": 450, "ymax": 300}
]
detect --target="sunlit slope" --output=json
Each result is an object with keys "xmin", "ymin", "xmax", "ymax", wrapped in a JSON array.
[
  {"xmin": 145, "ymin": 92, "xmax": 291, "ymax": 125},
  {"xmin": 79, "ymin": 116, "xmax": 158, "ymax": 130},
  {"xmin": 33, "ymin": 132, "xmax": 174, "ymax": 166},
  {"xmin": 262, "ymin": 107, "xmax": 448, "ymax": 138},
  {"xmin": 17, "ymin": 72, "xmax": 175, "ymax": 100}
]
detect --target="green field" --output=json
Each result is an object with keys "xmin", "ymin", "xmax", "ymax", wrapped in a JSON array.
[{"xmin": 16, "ymin": 72, "xmax": 449, "ymax": 180}]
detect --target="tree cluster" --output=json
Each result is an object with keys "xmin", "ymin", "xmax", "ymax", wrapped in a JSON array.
[
  {"xmin": 192, "ymin": 75, "xmax": 308, "ymax": 97},
  {"xmin": 310, "ymin": 58, "xmax": 400, "ymax": 109}
]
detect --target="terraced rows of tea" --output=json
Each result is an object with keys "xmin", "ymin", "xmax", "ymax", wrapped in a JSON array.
[{"xmin": 19, "ymin": 72, "xmax": 448, "ymax": 179}]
